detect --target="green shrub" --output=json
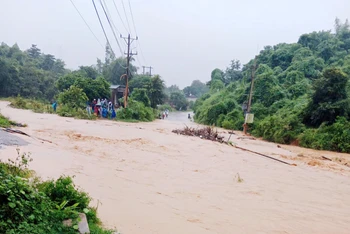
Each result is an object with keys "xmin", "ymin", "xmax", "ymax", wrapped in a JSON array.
[
  {"xmin": 10, "ymin": 96, "xmax": 53, "ymax": 114},
  {"xmin": 222, "ymin": 119, "xmax": 235, "ymax": 129},
  {"xmin": 37, "ymin": 176, "xmax": 90, "ymax": 211},
  {"xmin": 131, "ymin": 88, "xmax": 151, "ymax": 107},
  {"xmin": 10, "ymin": 95, "xmax": 28, "ymax": 109},
  {"xmin": 58, "ymin": 85, "xmax": 88, "ymax": 109},
  {"xmin": 57, "ymin": 105, "xmax": 75, "ymax": 117},
  {"xmin": 205, "ymin": 102, "xmax": 227, "ymax": 125},
  {"xmin": 0, "ymin": 113, "xmax": 12, "ymax": 128},
  {"xmin": 0, "ymin": 113, "xmax": 25, "ymax": 128},
  {"xmin": 216, "ymin": 114, "xmax": 226, "ymax": 127},
  {"xmin": 0, "ymin": 152, "xmax": 112, "ymax": 234},
  {"xmin": 252, "ymin": 114, "xmax": 305, "ymax": 144},
  {"xmin": 224, "ymin": 110, "xmax": 245, "ymax": 130},
  {"xmin": 299, "ymin": 117, "xmax": 350, "ymax": 152},
  {"xmin": 117, "ymin": 99, "xmax": 154, "ymax": 122}
]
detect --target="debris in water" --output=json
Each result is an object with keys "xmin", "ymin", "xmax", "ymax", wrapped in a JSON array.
[{"xmin": 172, "ymin": 126, "xmax": 225, "ymax": 143}]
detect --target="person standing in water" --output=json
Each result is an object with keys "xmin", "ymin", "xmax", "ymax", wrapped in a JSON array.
[{"xmin": 52, "ymin": 101, "xmax": 57, "ymax": 112}]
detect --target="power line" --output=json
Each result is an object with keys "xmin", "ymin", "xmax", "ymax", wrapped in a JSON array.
[
  {"xmin": 112, "ymin": 0, "xmax": 129, "ymax": 33},
  {"xmin": 121, "ymin": 0, "xmax": 132, "ymax": 33},
  {"xmin": 127, "ymin": 0, "xmax": 147, "ymax": 64},
  {"xmin": 69, "ymin": 0, "xmax": 104, "ymax": 48},
  {"xmin": 99, "ymin": 0, "xmax": 124, "ymax": 56},
  {"xmin": 128, "ymin": 0, "xmax": 137, "ymax": 36},
  {"xmin": 91, "ymin": 0, "xmax": 116, "ymax": 58},
  {"xmin": 101, "ymin": 0, "xmax": 121, "ymax": 35}
]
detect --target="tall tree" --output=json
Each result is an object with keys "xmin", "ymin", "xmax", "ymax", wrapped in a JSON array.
[
  {"xmin": 27, "ymin": 44, "xmax": 41, "ymax": 59},
  {"xmin": 41, "ymin": 54, "xmax": 56, "ymax": 71},
  {"xmin": 224, "ymin": 59, "xmax": 243, "ymax": 83},
  {"xmin": 148, "ymin": 75, "xmax": 165, "ymax": 108},
  {"xmin": 303, "ymin": 68, "xmax": 350, "ymax": 127},
  {"xmin": 170, "ymin": 91, "xmax": 188, "ymax": 110}
]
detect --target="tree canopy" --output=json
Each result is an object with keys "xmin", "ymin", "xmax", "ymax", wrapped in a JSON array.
[
  {"xmin": 0, "ymin": 43, "xmax": 67, "ymax": 100},
  {"xmin": 193, "ymin": 18, "xmax": 350, "ymax": 153}
]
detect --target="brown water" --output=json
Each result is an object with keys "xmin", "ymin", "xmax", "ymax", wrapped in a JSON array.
[{"xmin": 1, "ymin": 101, "xmax": 350, "ymax": 234}]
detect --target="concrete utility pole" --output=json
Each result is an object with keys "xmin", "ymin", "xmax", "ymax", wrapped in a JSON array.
[
  {"xmin": 120, "ymin": 34, "xmax": 137, "ymax": 108},
  {"xmin": 243, "ymin": 57, "xmax": 257, "ymax": 135}
]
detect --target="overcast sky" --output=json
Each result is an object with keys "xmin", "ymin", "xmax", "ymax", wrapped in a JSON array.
[{"xmin": 1, "ymin": 0, "xmax": 349, "ymax": 87}]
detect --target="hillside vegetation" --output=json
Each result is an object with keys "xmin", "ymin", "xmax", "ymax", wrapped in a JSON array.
[{"xmin": 194, "ymin": 18, "xmax": 350, "ymax": 153}]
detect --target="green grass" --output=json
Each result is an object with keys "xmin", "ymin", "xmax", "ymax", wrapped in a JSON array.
[
  {"xmin": 0, "ymin": 113, "xmax": 12, "ymax": 127},
  {"xmin": 0, "ymin": 113, "xmax": 26, "ymax": 128}
]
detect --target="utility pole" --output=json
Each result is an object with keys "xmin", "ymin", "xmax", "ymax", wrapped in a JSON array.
[
  {"xmin": 142, "ymin": 66, "xmax": 146, "ymax": 75},
  {"xmin": 120, "ymin": 34, "xmax": 137, "ymax": 108},
  {"xmin": 243, "ymin": 57, "xmax": 257, "ymax": 135},
  {"xmin": 142, "ymin": 66, "xmax": 153, "ymax": 76}
]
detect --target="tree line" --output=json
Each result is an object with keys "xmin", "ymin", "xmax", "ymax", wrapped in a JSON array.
[
  {"xmin": 0, "ymin": 42, "xmax": 171, "ymax": 120},
  {"xmin": 194, "ymin": 18, "xmax": 350, "ymax": 153}
]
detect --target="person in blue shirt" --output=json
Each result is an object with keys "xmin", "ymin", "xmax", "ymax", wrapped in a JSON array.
[{"xmin": 52, "ymin": 101, "xmax": 57, "ymax": 112}]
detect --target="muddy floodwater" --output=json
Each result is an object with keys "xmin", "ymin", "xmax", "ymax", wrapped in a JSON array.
[{"xmin": 1, "ymin": 101, "xmax": 350, "ymax": 234}]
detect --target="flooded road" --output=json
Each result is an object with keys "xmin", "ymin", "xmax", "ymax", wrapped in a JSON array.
[{"xmin": 1, "ymin": 101, "xmax": 350, "ymax": 234}]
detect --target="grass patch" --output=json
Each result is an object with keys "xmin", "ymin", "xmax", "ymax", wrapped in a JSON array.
[
  {"xmin": 9, "ymin": 96, "xmax": 54, "ymax": 113},
  {"xmin": 0, "ymin": 113, "xmax": 26, "ymax": 128}
]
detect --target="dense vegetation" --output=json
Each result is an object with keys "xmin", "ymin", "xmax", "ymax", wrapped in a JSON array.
[
  {"xmin": 0, "ymin": 151, "xmax": 113, "ymax": 234},
  {"xmin": 0, "ymin": 43, "xmax": 167, "ymax": 121},
  {"xmin": 194, "ymin": 18, "xmax": 350, "ymax": 153}
]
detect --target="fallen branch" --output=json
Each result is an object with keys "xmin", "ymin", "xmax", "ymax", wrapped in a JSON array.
[
  {"xmin": 172, "ymin": 126, "xmax": 296, "ymax": 166},
  {"xmin": 321, "ymin": 156, "xmax": 332, "ymax": 161},
  {"xmin": 234, "ymin": 145, "xmax": 297, "ymax": 166}
]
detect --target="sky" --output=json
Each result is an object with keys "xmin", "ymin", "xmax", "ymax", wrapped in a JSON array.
[{"xmin": 1, "ymin": 0, "xmax": 349, "ymax": 88}]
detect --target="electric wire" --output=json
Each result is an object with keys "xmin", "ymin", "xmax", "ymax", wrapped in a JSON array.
[
  {"xmin": 127, "ymin": 0, "xmax": 147, "ymax": 65},
  {"xmin": 91, "ymin": 0, "xmax": 116, "ymax": 57},
  {"xmin": 121, "ymin": 0, "xmax": 132, "ymax": 33},
  {"xmin": 128, "ymin": 0, "xmax": 137, "ymax": 36},
  {"xmin": 99, "ymin": 0, "xmax": 124, "ymax": 57},
  {"xmin": 112, "ymin": 0, "xmax": 129, "ymax": 33},
  {"xmin": 69, "ymin": 0, "xmax": 104, "ymax": 48}
]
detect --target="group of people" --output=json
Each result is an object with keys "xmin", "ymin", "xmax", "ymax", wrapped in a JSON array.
[
  {"xmin": 159, "ymin": 109, "xmax": 170, "ymax": 119},
  {"xmin": 88, "ymin": 98, "xmax": 116, "ymax": 118}
]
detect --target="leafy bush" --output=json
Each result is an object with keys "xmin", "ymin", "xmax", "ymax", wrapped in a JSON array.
[
  {"xmin": 0, "ymin": 152, "xmax": 113, "ymax": 234},
  {"xmin": 117, "ymin": 99, "xmax": 154, "ymax": 122},
  {"xmin": 57, "ymin": 105, "xmax": 75, "ymax": 117},
  {"xmin": 299, "ymin": 117, "xmax": 350, "ymax": 152},
  {"xmin": 131, "ymin": 88, "xmax": 151, "ymax": 107},
  {"xmin": 57, "ymin": 105, "xmax": 96, "ymax": 120},
  {"xmin": 58, "ymin": 85, "xmax": 88, "ymax": 109},
  {"xmin": 252, "ymin": 114, "xmax": 305, "ymax": 144}
]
